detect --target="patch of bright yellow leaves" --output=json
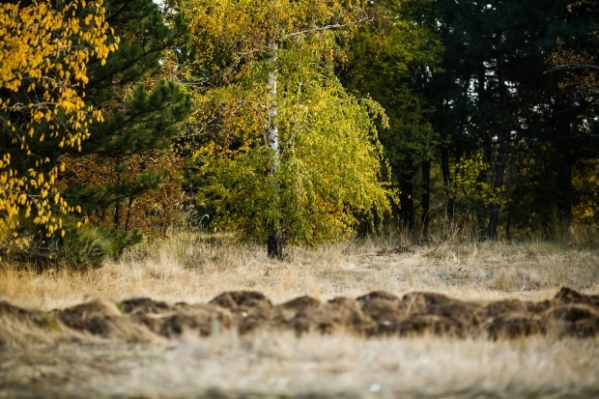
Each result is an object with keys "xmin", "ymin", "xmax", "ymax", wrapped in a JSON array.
[{"xmin": 0, "ymin": 0, "xmax": 116, "ymax": 253}]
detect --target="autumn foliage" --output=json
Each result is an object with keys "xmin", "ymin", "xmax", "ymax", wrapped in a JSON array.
[
  {"xmin": 0, "ymin": 0, "xmax": 116, "ymax": 253},
  {"xmin": 187, "ymin": 0, "xmax": 392, "ymax": 256},
  {"xmin": 1, "ymin": 0, "xmax": 599, "ymax": 266}
]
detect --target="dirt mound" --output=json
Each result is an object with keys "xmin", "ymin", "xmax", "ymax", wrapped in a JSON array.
[
  {"xmin": 0, "ymin": 300, "xmax": 58, "ymax": 329},
  {"xmin": 280, "ymin": 295, "xmax": 321, "ymax": 311},
  {"xmin": 210, "ymin": 290, "xmax": 273, "ymax": 309},
  {"xmin": 362, "ymin": 298, "xmax": 406, "ymax": 323},
  {"xmin": 401, "ymin": 291, "xmax": 454, "ymax": 308},
  {"xmin": 134, "ymin": 303, "xmax": 233, "ymax": 338},
  {"xmin": 0, "ymin": 302, "xmax": 88, "ymax": 349},
  {"xmin": 283, "ymin": 298, "xmax": 372, "ymax": 336},
  {"xmin": 206, "ymin": 291, "xmax": 276, "ymax": 335},
  {"xmin": 525, "ymin": 299, "xmax": 553, "ymax": 314},
  {"xmin": 553, "ymin": 287, "xmax": 599, "ymax": 307},
  {"xmin": 480, "ymin": 299, "xmax": 528, "ymax": 318},
  {"xmin": 547, "ymin": 304, "xmax": 599, "ymax": 338},
  {"xmin": 325, "ymin": 297, "xmax": 371, "ymax": 329},
  {"xmin": 353, "ymin": 292, "xmax": 402, "ymax": 335},
  {"xmin": 397, "ymin": 314, "xmax": 467, "ymax": 338},
  {"xmin": 1, "ymin": 286, "xmax": 598, "ymax": 342},
  {"xmin": 119, "ymin": 297, "xmax": 172, "ymax": 314},
  {"xmin": 357, "ymin": 290, "xmax": 400, "ymax": 304},
  {"xmin": 286, "ymin": 307, "xmax": 341, "ymax": 335},
  {"xmin": 485, "ymin": 312, "xmax": 547, "ymax": 340},
  {"xmin": 54, "ymin": 299, "xmax": 157, "ymax": 342}
]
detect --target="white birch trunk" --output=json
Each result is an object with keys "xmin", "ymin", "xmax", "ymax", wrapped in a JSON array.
[
  {"xmin": 266, "ymin": 42, "xmax": 285, "ymax": 259},
  {"xmin": 267, "ymin": 42, "xmax": 279, "ymax": 170}
]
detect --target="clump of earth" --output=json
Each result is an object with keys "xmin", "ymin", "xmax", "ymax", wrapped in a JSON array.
[{"xmin": 1, "ymin": 287, "xmax": 598, "ymax": 343}]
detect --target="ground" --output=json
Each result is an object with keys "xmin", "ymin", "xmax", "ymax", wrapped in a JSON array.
[{"xmin": 0, "ymin": 237, "xmax": 598, "ymax": 398}]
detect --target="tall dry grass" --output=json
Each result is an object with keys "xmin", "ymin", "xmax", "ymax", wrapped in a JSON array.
[
  {"xmin": 1, "ymin": 331, "xmax": 599, "ymax": 398},
  {"xmin": 1, "ymin": 233, "xmax": 598, "ymax": 310}
]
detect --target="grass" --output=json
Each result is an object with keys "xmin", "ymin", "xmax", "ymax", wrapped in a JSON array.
[
  {"xmin": 1, "ymin": 235, "xmax": 598, "ymax": 309},
  {"xmin": 2, "ymin": 333, "xmax": 599, "ymax": 398},
  {"xmin": 1, "ymin": 234, "xmax": 599, "ymax": 398}
]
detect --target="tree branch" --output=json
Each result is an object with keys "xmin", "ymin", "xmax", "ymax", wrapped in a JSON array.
[{"xmin": 281, "ymin": 17, "xmax": 372, "ymax": 40}]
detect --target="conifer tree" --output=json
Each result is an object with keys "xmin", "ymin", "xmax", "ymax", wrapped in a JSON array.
[
  {"xmin": 57, "ymin": 0, "xmax": 192, "ymax": 260},
  {"xmin": 339, "ymin": 0, "xmax": 442, "ymax": 235},
  {"xmin": 420, "ymin": 0, "xmax": 598, "ymax": 238}
]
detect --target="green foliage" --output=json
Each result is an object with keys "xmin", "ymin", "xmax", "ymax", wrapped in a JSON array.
[
  {"xmin": 56, "ymin": 225, "xmax": 142, "ymax": 269},
  {"xmin": 340, "ymin": 0, "xmax": 442, "ymax": 229},
  {"xmin": 4, "ymin": 0, "xmax": 599, "ymax": 265},
  {"xmin": 55, "ymin": 0, "xmax": 192, "ymax": 263},
  {"xmin": 2, "ymin": 0, "xmax": 192, "ymax": 267},
  {"xmin": 450, "ymin": 153, "xmax": 507, "ymax": 208},
  {"xmin": 415, "ymin": 0, "xmax": 599, "ymax": 238},
  {"xmin": 196, "ymin": 80, "xmax": 390, "ymax": 244},
  {"xmin": 186, "ymin": 0, "xmax": 392, "ymax": 250},
  {"xmin": 1, "ymin": 223, "xmax": 142, "ymax": 269}
]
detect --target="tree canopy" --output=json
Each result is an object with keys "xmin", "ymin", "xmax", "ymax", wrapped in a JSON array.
[
  {"xmin": 184, "ymin": 0, "xmax": 393, "ymax": 258},
  {"xmin": 1, "ymin": 0, "xmax": 599, "ymax": 265}
]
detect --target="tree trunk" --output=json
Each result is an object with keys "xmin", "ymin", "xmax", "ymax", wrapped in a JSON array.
[
  {"xmin": 487, "ymin": 33, "xmax": 509, "ymax": 240},
  {"xmin": 421, "ymin": 159, "xmax": 431, "ymax": 241},
  {"xmin": 124, "ymin": 196, "xmax": 134, "ymax": 231},
  {"xmin": 438, "ymin": 99, "xmax": 455, "ymax": 223},
  {"xmin": 268, "ymin": 43, "xmax": 280, "ymax": 164},
  {"xmin": 478, "ymin": 63, "xmax": 491, "ymax": 166},
  {"xmin": 555, "ymin": 94, "xmax": 573, "ymax": 227},
  {"xmin": 113, "ymin": 199, "xmax": 120, "ymax": 230},
  {"xmin": 560, "ymin": 139, "xmax": 573, "ymax": 228},
  {"xmin": 398, "ymin": 174, "xmax": 415, "ymax": 231},
  {"xmin": 267, "ymin": 224, "xmax": 286, "ymax": 260},
  {"xmin": 266, "ymin": 42, "xmax": 285, "ymax": 259}
]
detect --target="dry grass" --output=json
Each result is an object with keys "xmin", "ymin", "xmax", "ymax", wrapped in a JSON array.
[
  {"xmin": 1, "ymin": 235, "xmax": 599, "ymax": 398},
  {"xmin": 2, "ymin": 332, "xmax": 599, "ymax": 398},
  {"xmin": 1, "ymin": 235, "xmax": 598, "ymax": 310}
]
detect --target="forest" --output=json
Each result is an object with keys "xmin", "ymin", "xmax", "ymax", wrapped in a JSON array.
[{"xmin": 1, "ymin": 0, "xmax": 598, "ymax": 266}]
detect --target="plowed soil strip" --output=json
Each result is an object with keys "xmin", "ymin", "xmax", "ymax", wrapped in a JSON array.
[
  {"xmin": 2, "ymin": 286, "xmax": 598, "ymax": 342},
  {"xmin": 1, "ymin": 287, "xmax": 599, "ymax": 398}
]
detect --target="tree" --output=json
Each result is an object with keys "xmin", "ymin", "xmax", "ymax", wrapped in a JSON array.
[
  {"xmin": 549, "ymin": 0, "xmax": 599, "ymax": 229},
  {"xmin": 551, "ymin": 1, "xmax": 599, "ymax": 99},
  {"xmin": 57, "ymin": 0, "xmax": 192, "ymax": 255},
  {"xmin": 0, "ymin": 0, "xmax": 115, "ymax": 256},
  {"xmin": 339, "ymin": 0, "xmax": 442, "ymax": 236},
  {"xmin": 417, "ymin": 0, "xmax": 598, "ymax": 239},
  {"xmin": 184, "ymin": 0, "xmax": 392, "ymax": 258}
]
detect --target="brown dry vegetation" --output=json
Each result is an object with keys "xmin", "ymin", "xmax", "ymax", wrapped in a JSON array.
[{"xmin": 1, "ymin": 236, "xmax": 599, "ymax": 398}]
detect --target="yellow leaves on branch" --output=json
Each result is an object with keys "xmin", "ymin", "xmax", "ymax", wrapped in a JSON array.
[
  {"xmin": 187, "ymin": 0, "xmax": 368, "ymax": 83},
  {"xmin": 450, "ymin": 153, "xmax": 507, "ymax": 207},
  {"xmin": 0, "ymin": 0, "xmax": 117, "ymax": 247}
]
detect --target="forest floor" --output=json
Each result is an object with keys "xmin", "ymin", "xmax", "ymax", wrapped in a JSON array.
[{"xmin": 1, "ymin": 236, "xmax": 599, "ymax": 398}]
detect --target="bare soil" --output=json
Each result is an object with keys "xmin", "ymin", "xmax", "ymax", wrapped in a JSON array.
[{"xmin": 2, "ymin": 286, "xmax": 598, "ymax": 344}]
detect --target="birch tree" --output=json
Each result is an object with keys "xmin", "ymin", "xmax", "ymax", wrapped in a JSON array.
[{"xmin": 184, "ymin": 0, "xmax": 392, "ymax": 258}]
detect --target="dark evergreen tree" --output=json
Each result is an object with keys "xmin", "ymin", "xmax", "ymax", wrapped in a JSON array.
[
  {"xmin": 340, "ymin": 0, "xmax": 442, "ymax": 237},
  {"xmin": 419, "ymin": 0, "xmax": 599, "ymax": 239},
  {"xmin": 56, "ymin": 0, "xmax": 192, "ymax": 263}
]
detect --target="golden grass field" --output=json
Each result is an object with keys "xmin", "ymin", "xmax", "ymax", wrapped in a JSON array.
[{"xmin": 1, "ymin": 235, "xmax": 599, "ymax": 398}]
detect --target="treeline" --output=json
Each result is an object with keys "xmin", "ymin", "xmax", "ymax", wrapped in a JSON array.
[{"xmin": 0, "ymin": 0, "xmax": 597, "ymax": 266}]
